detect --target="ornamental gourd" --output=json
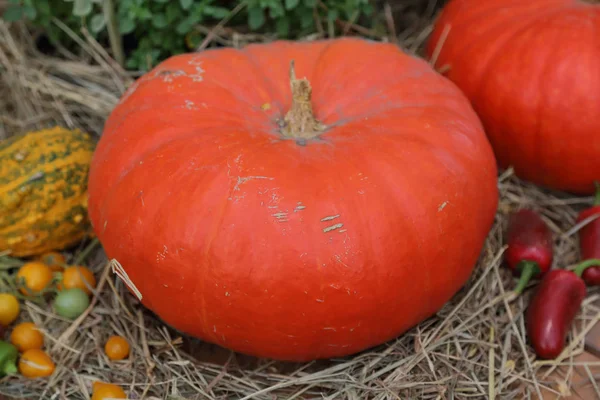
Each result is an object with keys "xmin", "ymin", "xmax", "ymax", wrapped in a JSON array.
[
  {"xmin": 0, "ymin": 127, "xmax": 95, "ymax": 257},
  {"xmin": 87, "ymin": 38, "xmax": 498, "ymax": 361},
  {"xmin": 426, "ymin": 0, "xmax": 600, "ymax": 194}
]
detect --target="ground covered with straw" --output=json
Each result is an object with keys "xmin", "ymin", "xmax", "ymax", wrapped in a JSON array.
[{"xmin": 1, "ymin": 5, "xmax": 600, "ymax": 399}]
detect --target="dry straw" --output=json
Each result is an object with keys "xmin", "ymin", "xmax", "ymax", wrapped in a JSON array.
[{"xmin": 1, "ymin": 2, "xmax": 599, "ymax": 399}]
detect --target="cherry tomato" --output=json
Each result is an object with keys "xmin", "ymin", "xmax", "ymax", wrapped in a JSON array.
[
  {"xmin": 91, "ymin": 381, "xmax": 127, "ymax": 400},
  {"xmin": 104, "ymin": 336, "xmax": 130, "ymax": 360},
  {"xmin": 10, "ymin": 322, "xmax": 44, "ymax": 352},
  {"xmin": 16, "ymin": 262, "xmax": 53, "ymax": 295},
  {"xmin": 18, "ymin": 348, "xmax": 55, "ymax": 378},
  {"xmin": 0, "ymin": 340, "xmax": 18, "ymax": 377},
  {"xmin": 36, "ymin": 252, "xmax": 67, "ymax": 272},
  {"xmin": 0, "ymin": 293, "xmax": 20, "ymax": 326},
  {"xmin": 57, "ymin": 265, "xmax": 96, "ymax": 295},
  {"xmin": 53, "ymin": 288, "xmax": 89, "ymax": 319}
]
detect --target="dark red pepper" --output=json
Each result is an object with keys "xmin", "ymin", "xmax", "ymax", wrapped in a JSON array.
[
  {"xmin": 525, "ymin": 258, "xmax": 599, "ymax": 359},
  {"xmin": 576, "ymin": 182, "xmax": 600, "ymax": 286},
  {"xmin": 505, "ymin": 209, "xmax": 554, "ymax": 294},
  {"xmin": 526, "ymin": 269, "xmax": 586, "ymax": 359}
]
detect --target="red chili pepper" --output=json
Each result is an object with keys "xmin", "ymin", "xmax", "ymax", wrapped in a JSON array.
[
  {"xmin": 505, "ymin": 209, "xmax": 554, "ymax": 294},
  {"xmin": 525, "ymin": 259, "xmax": 597, "ymax": 359},
  {"xmin": 576, "ymin": 182, "xmax": 600, "ymax": 286}
]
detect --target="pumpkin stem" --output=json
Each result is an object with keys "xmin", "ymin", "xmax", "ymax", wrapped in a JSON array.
[{"xmin": 280, "ymin": 60, "xmax": 326, "ymax": 140}]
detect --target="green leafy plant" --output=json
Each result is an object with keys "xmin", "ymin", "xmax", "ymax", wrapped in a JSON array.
[
  {"xmin": 3, "ymin": 0, "xmax": 90, "ymax": 49},
  {"xmin": 3, "ymin": 0, "xmax": 377, "ymax": 71},
  {"xmin": 247, "ymin": 0, "xmax": 374, "ymax": 38}
]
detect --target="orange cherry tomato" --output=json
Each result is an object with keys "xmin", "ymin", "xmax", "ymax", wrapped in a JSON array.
[
  {"xmin": 91, "ymin": 381, "xmax": 127, "ymax": 400},
  {"xmin": 16, "ymin": 262, "xmax": 53, "ymax": 295},
  {"xmin": 0, "ymin": 293, "xmax": 20, "ymax": 326},
  {"xmin": 10, "ymin": 322, "xmax": 44, "ymax": 352},
  {"xmin": 104, "ymin": 336, "xmax": 130, "ymax": 360},
  {"xmin": 57, "ymin": 266, "xmax": 96, "ymax": 295},
  {"xmin": 18, "ymin": 348, "xmax": 55, "ymax": 378},
  {"xmin": 36, "ymin": 252, "xmax": 66, "ymax": 272}
]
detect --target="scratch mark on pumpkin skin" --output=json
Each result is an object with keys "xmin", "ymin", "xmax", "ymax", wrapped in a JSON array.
[
  {"xmin": 267, "ymin": 191, "xmax": 282, "ymax": 208},
  {"xmin": 323, "ymin": 223, "xmax": 344, "ymax": 233},
  {"xmin": 159, "ymin": 69, "xmax": 186, "ymax": 82},
  {"xmin": 156, "ymin": 245, "xmax": 168, "ymax": 263},
  {"xmin": 188, "ymin": 55, "xmax": 203, "ymax": 66},
  {"xmin": 320, "ymin": 214, "xmax": 340, "ymax": 222},
  {"xmin": 103, "ymin": 220, "xmax": 107, "ymax": 233},
  {"xmin": 323, "ymin": 327, "xmax": 337, "ymax": 331},
  {"xmin": 334, "ymin": 255, "xmax": 349, "ymax": 268},
  {"xmin": 316, "ymin": 298, "xmax": 325, "ymax": 303},
  {"xmin": 190, "ymin": 66, "xmax": 205, "ymax": 82},
  {"xmin": 294, "ymin": 202, "xmax": 306, "ymax": 212},
  {"xmin": 136, "ymin": 191, "xmax": 145, "ymax": 206},
  {"xmin": 184, "ymin": 100, "xmax": 197, "ymax": 110},
  {"xmin": 438, "ymin": 201, "xmax": 449, "ymax": 211},
  {"xmin": 228, "ymin": 175, "xmax": 274, "ymax": 201},
  {"xmin": 233, "ymin": 176, "xmax": 274, "ymax": 192},
  {"xmin": 271, "ymin": 212, "xmax": 288, "ymax": 222}
]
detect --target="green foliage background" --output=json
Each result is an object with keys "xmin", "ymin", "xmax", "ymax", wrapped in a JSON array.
[{"xmin": 3, "ymin": 0, "xmax": 377, "ymax": 71}]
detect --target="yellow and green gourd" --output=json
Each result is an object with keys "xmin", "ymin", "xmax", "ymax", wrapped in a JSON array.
[{"xmin": 0, "ymin": 127, "xmax": 96, "ymax": 257}]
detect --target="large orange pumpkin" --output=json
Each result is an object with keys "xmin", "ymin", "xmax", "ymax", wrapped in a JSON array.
[
  {"xmin": 87, "ymin": 38, "xmax": 498, "ymax": 361},
  {"xmin": 426, "ymin": 0, "xmax": 600, "ymax": 194}
]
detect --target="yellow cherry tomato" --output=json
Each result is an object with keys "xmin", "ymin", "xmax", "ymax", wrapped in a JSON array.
[
  {"xmin": 18, "ymin": 348, "xmax": 55, "ymax": 378},
  {"xmin": 36, "ymin": 252, "xmax": 66, "ymax": 272},
  {"xmin": 0, "ymin": 293, "xmax": 20, "ymax": 326},
  {"xmin": 16, "ymin": 262, "xmax": 53, "ymax": 295},
  {"xmin": 104, "ymin": 336, "xmax": 130, "ymax": 360},
  {"xmin": 57, "ymin": 266, "xmax": 96, "ymax": 295},
  {"xmin": 91, "ymin": 381, "xmax": 127, "ymax": 400},
  {"xmin": 10, "ymin": 322, "xmax": 44, "ymax": 352}
]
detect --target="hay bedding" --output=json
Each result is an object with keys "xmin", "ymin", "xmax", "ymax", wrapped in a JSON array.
[{"xmin": 1, "ymin": 6, "xmax": 600, "ymax": 400}]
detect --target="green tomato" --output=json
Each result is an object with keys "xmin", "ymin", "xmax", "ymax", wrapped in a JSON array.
[
  {"xmin": 54, "ymin": 288, "xmax": 90, "ymax": 319},
  {"xmin": 0, "ymin": 340, "xmax": 18, "ymax": 377}
]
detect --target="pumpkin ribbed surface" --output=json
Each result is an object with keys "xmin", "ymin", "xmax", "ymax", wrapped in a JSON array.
[
  {"xmin": 88, "ymin": 38, "xmax": 498, "ymax": 361},
  {"xmin": 0, "ymin": 127, "xmax": 95, "ymax": 257},
  {"xmin": 426, "ymin": 0, "xmax": 600, "ymax": 194}
]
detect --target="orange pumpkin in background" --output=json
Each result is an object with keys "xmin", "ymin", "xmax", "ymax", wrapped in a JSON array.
[
  {"xmin": 87, "ymin": 38, "xmax": 498, "ymax": 361},
  {"xmin": 426, "ymin": 0, "xmax": 600, "ymax": 194}
]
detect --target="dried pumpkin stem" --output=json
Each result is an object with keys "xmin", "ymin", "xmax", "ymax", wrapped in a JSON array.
[{"xmin": 280, "ymin": 60, "xmax": 326, "ymax": 140}]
